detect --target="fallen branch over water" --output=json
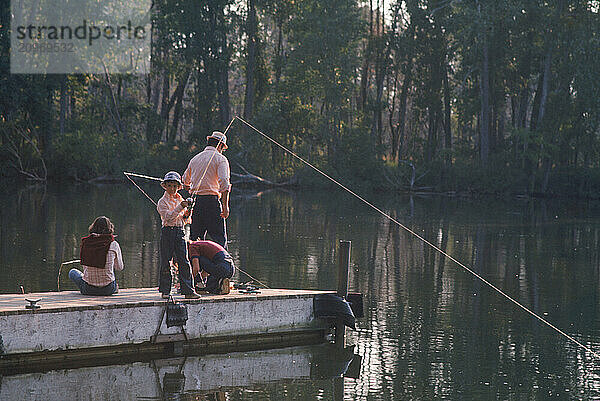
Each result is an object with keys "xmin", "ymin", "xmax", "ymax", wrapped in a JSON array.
[{"xmin": 232, "ymin": 163, "xmax": 297, "ymax": 187}]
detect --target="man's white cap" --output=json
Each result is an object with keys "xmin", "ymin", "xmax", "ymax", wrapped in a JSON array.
[{"xmin": 207, "ymin": 131, "xmax": 228, "ymax": 149}]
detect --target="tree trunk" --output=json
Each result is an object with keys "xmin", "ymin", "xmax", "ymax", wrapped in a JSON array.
[
  {"xmin": 159, "ymin": 69, "xmax": 170, "ymax": 141},
  {"xmin": 496, "ymin": 96, "xmax": 506, "ymax": 149},
  {"xmin": 518, "ymin": 88, "xmax": 529, "ymax": 130},
  {"xmin": 374, "ymin": 59, "xmax": 385, "ymax": 148},
  {"xmin": 151, "ymin": 68, "xmax": 161, "ymax": 114},
  {"xmin": 243, "ymin": 0, "xmax": 257, "ymax": 120},
  {"xmin": 170, "ymin": 69, "xmax": 192, "ymax": 142},
  {"xmin": 117, "ymin": 76, "xmax": 122, "ymax": 100},
  {"xmin": 103, "ymin": 72, "xmax": 125, "ymax": 140},
  {"xmin": 389, "ymin": 68, "xmax": 400, "ymax": 163},
  {"xmin": 59, "ymin": 75, "xmax": 68, "ymax": 141},
  {"xmin": 274, "ymin": 20, "xmax": 284, "ymax": 86},
  {"xmin": 479, "ymin": 42, "xmax": 490, "ymax": 166},
  {"xmin": 373, "ymin": 0, "xmax": 385, "ymax": 148},
  {"xmin": 218, "ymin": 65, "xmax": 231, "ymax": 127},
  {"xmin": 426, "ymin": 108, "xmax": 439, "ymax": 163},
  {"xmin": 195, "ymin": 64, "xmax": 217, "ymax": 142},
  {"xmin": 393, "ymin": 66, "xmax": 412, "ymax": 162},
  {"xmin": 539, "ymin": 49, "xmax": 552, "ymax": 193},
  {"xmin": 537, "ymin": 50, "xmax": 551, "ymax": 130},
  {"xmin": 358, "ymin": 0, "xmax": 374, "ymax": 111},
  {"xmin": 443, "ymin": 59, "xmax": 452, "ymax": 166}
]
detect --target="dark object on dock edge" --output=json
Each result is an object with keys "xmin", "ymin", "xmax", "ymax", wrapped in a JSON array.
[
  {"xmin": 25, "ymin": 299, "xmax": 41, "ymax": 310},
  {"xmin": 346, "ymin": 293, "xmax": 363, "ymax": 318},
  {"xmin": 166, "ymin": 297, "xmax": 188, "ymax": 328},
  {"xmin": 313, "ymin": 294, "xmax": 357, "ymax": 330}
]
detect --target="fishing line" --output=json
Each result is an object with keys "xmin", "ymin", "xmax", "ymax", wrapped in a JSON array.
[
  {"xmin": 124, "ymin": 172, "xmax": 158, "ymax": 207},
  {"xmin": 186, "ymin": 117, "xmax": 236, "ymax": 203},
  {"xmin": 57, "ymin": 259, "xmax": 80, "ymax": 291},
  {"xmin": 236, "ymin": 268, "xmax": 270, "ymax": 289},
  {"xmin": 235, "ymin": 115, "xmax": 600, "ymax": 360}
]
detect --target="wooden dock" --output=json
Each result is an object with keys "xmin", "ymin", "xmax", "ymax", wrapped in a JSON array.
[{"xmin": 0, "ymin": 288, "xmax": 333, "ymax": 371}]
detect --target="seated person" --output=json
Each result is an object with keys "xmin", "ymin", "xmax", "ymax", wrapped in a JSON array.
[
  {"xmin": 69, "ymin": 216, "xmax": 123, "ymax": 295},
  {"xmin": 188, "ymin": 240, "xmax": 234, "ymax": 295}
]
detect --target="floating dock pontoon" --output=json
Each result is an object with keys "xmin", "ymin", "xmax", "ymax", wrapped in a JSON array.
[{"xmin": 0, "ymin": 288, "xmax": 333, "ymax": 371}]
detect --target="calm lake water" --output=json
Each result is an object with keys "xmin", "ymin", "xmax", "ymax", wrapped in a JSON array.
[{"xmin": 2, "ymin": 181, "xmax": 600, "ymax": 400}]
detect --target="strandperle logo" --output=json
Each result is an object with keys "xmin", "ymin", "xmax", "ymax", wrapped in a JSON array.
[
  {"xmin": 11, "ymin": 0, "xmax": 151, "ymax": 74},
  {"xmin": 15, "ymin": 20, "xmax": 147, "ymax": 46}
]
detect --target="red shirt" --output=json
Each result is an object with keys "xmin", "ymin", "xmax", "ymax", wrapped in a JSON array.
[{"xmin": 188, "ymin": 240, "xmax": 225, "ymax": 260}]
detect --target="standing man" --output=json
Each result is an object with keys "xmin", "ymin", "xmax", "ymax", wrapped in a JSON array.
[{"xmin": 182, "ymin": 131, "xmax": 231, "ymax": 248}]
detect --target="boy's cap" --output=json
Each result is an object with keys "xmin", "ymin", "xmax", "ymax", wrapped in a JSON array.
[
  {"xmin": 162, "ymin": 171, "xmax": 182, "ymax": 184},
  {"xmin": 207, "ymin": 131, "xmax": 228, "ymax": 149}
]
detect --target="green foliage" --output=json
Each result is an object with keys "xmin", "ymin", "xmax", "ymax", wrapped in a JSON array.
[
  {"xmin": 52, "ymin": 131, "xmax": 130, "ymax": 180},
  {"xmin": 330, "ymin": 124, "xmax": 387, "ymax": 192},
  {"xmin": 52, "ymin": 131, "xmax": 195, "ymax": 181},
  {"xmin": 282, "ymin": 0, "xmax": 363, "ymax": 151},
  {"xmin": 248, "ymin": 92, "xmax": 318, "ymax": 181},
  {"xmin": 548, "ymin": 168, "xmax": 600, "ymax": 199},
  {"xmin": 137, "ymin": 143, "xmax": 196, "ymax": 177},
  {"xmin": 2, "ymin": 0, "xmax": 600, "ymax": 199},
  {"xmin": 447, "ymin": 158, "xmax": 529, "ymax": 196}
]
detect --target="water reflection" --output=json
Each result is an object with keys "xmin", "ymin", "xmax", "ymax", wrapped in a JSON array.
[
  {"xmin": 2, "ymin": 183, "xmax": 600, "ymax": 399},
  {"xmin": 1, "ymin": 344, "xmax": 357, "ymax": 401}
]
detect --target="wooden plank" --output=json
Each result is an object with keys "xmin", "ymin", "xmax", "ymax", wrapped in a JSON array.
[{"xmin": 0, "ymin": 288, "xmax": 332, "ymax": 316}]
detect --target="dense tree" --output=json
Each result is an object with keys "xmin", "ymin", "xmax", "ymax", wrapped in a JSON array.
[{"xmin": 1, "ymin": 0, "xmax": 600, "ymax": 196}]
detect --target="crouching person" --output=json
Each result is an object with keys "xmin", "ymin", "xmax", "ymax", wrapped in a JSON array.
[
  {"xmin": 188, "ymin": 240, "xmax": 234, "ymax": 295},
  {"xmin": 69, "ymin": 216, "xmax": 123, "ymax": 295}
]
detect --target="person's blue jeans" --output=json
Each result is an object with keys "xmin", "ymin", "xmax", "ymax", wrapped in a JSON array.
[
  {"xmin": 190, "ymin": 195, "xmax": 227, "ymax": 248},
  {"xmin": 196, "ymin": 251, "xmax": 235, "ymax": 294},
  {"xmin": 159, "ymin": 226, "xmax": 195, "ymax": 295},
  {"xmin": 69, "ymin": 268, "xmax": 118, "ymax": 295}
]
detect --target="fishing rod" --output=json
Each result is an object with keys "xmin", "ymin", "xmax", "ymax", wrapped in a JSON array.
[
  {"xmin": 124, "ymin": 172, "xmax": 158, "ymax": 207},
  {"xmin": 236, "ymin": 268, "xmax": 270, "ymax": 289},
  {"xmin": 57, "ymin": 259, "xmax": 80, "ymax": 291},
  {"xmin": 123, "ymin": 171, "xmax": 163, "ymax": 181},
  {"xmin": 185, "ymin": 117, "xmax": 236, "ymax": 207},
  {"xmin": 233, "ymin": 115, "xmax": 600, "ymax": 360},
  {"xmin": 123, "ymin": 118, "xmax": 234, "ymax": 210}
]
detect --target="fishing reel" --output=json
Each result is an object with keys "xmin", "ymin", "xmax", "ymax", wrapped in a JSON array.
[{"xmin": 185, "ymin": 197, "xmax": 195, "ymax": 209}]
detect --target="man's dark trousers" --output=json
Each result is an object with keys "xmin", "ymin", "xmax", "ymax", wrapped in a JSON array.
[
  {"xmin": 198, "ymin": 251, "xmax": 235, "ymax": 294},
  {"xmin": 190, "ymin": 195, "xmax": 227, "ymax": 248}
]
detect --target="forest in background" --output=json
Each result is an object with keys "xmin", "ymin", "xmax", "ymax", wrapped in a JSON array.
[{"xmin": 1, "ymin": 0, "xmax": 600, "ymax": 197}]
